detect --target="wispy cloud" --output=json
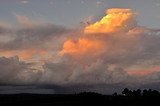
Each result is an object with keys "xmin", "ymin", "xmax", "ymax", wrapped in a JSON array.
[
  {"xmin": 20, "ymin": 0, "xmax": 29, "ymax": 4},
  {"xmin": 96, "ymin": 1, "xmax": 103, "ymax": 6}
]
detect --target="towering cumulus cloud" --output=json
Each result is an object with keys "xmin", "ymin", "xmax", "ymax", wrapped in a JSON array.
[
  {"xmin": 85, "ymin": 8, "xmax": 136, "ymax": 34},
  {"xmin": 60, "ymin": 8, "xmax": 137, "ymax": 62},
  {"xmin": 56, "ymin": 8, "xmax": 160, "ymax": 85},
  {"xmin": 0, "ymin": 8, "xmax": 160, "ymax": 92}
]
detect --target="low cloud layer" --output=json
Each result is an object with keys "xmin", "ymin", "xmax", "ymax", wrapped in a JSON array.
[
  {"xmin": 0, "ymin": 8, "xmax": 160, "ymax": 93},
  {"xmin": 0, "ymin": 15, "xmax": 71, "ymax": 60},
  {"xmin": 0, "ymin": 56, "xmax": 41, "ymax": 85}
]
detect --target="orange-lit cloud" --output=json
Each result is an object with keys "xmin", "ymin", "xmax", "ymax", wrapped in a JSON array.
[
  {"xmin": 60, "ymin": 38, "xmax": 104, "ymax": 57},
  {"xmin": 128, "ymin": 66, "xmax": 160, "ymax": 76},
  {"xmin": 0, "ymin": 49, "xmax": 48, "ymax": 60},
  {"xmin": 85, "ymin": 8, "xmax": 136, "ymax": 34},
  {"xmin": 59, "ymin": 8, "xmax": 160, "ymax": 84},
  {"xmin": 18, "ymin": 50, "xmax": 48, "ymax": 60},
  {"xmin": 60, "ymin": 8, "xmax": 136, "ymax": 59}
]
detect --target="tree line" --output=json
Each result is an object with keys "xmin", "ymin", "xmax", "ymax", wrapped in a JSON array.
[{"xmin": 121, "ymin": 88, "xmax": 160, "ymax": 96}]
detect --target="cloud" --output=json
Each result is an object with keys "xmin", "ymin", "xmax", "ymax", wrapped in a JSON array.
[
  {"xmin": 20, "ymin": 0, "xmax": 29, "ymax": 4},
  {"xmin": 60, "ymin": 38, "xmax": 104, "ymax": 58},
  {"xmin": 15, "ymin": 14, "xmax": 33, "ymax": 27},
  {"xmin": 37, "ymin": 58, "xmax": 128, "ymax": 85},
  {"xmin": 81, "ymin": 16, "xmax": 93, "ymax": 26},
  {"xmin": 85, "ymin": 8, "xmax": 136, "ymax": 34},
  {"xmin": 96, "ymin": 1, "xmax": 103, "ymax": 6},
  {"xmin": 0, "ymin": 15, "xmax": 71, "ymax": 60},
  {"xmin": 0, "ymin": 8, "xmax": 160, "ymax": 93},
  {"xmin": 56, "ymin": 8, "xmax": 160, "ymax": 86},
  {"xmin": 0, "ymin": 56, "xmax": 41, "ymax": 85}
]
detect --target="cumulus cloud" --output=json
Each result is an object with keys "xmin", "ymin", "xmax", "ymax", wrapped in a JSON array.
[
  {"xmin": 0, "ymin": 8, "xmax": 160, "ymax": 93},
  {"xmin": 53, "ymin": 8, "xmax": 160, "ymax": 86},
  {"xmin": 85, "ymin": 8, "xmax": 136, "ymax": 34}
]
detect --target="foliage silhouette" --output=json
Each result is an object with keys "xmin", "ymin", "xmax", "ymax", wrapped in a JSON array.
[{"xmin": 0, "ymin": 88, "xmax": 160, "ymax": 106}]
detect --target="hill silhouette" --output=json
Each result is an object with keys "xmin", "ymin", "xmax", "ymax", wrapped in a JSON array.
[{"xmin": 0, "ymin": 88, "xmax": 160, "ymax": 106}]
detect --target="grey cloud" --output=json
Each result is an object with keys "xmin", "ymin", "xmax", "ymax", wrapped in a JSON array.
[
  {"xmin": 40, "ymin": 60, "xmax": 75, "ymax": 84},
  {"xmin": 95, "ymin": 28, "xmax": 160, "ymax": 68},
  {"xmin": 0, "ymin": 86, "xmax": 55, "ymax": 94},
  {"xmin": 0, "ymin": 23, "xmax": 70, "ymax": 50},
  {"xmin": 40, "ymin": 59, "xmax": 128, "ymax": 85},
  {"xmin": 0, "ymin": 56, "xmax": 41, "ymax": 85}
]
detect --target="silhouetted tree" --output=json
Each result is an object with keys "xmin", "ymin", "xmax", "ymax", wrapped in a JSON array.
[
  {"xmin": 143, "ymin": 89, "xmax": 159, "ymax": 96},
  {"xmin": 143, "ymin": 89, "xmax": 148, "ymax": 96},
  {"xmin": 122, "ymin": 88, "xmax": 130, "ymax": 96},
  {"xmin": 132, "ymin": 89, "xmax": 141, "ymax": 96},
  {"xmin": 129, "ymin": 90, "xmax": 133, "ymax": 96},
  {"xmin": 152, "ymin": 90, "xmax": 159, "ymax": 96},
  {"xmin": 112, "ymin": 92, "xmax": 118, "ymax": 96}
]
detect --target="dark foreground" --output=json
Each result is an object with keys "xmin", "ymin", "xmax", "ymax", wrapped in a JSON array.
[{"xmin": 0, "ymin": 92, "xmax": 160, "ymax": 106}]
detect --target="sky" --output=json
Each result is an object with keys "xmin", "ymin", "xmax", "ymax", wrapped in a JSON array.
[
  {"xmin": 1, "ymin": 0, "xmax": 160, "ymax": 28},
  {"xmin": 0, "ymin": 0, "xmax": 160, "ymax": 94}
]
